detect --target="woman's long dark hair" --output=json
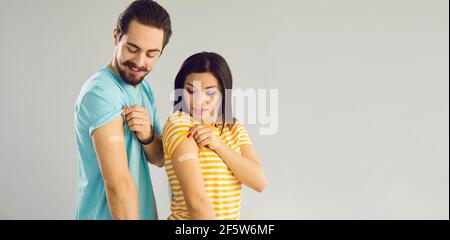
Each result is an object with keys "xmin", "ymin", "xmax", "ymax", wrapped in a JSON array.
[{"xmin": 173, "ymin": 52, "xmax": 235, "ymax": 134}]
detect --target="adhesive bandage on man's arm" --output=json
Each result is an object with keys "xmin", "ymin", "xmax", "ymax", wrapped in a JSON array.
[{"xmin": 108, "ymin": 135, "xmax": 125, "ymax": 143}]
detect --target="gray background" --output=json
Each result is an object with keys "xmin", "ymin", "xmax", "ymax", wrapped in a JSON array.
[{"xmin": 0, "ymin": 0, "xmax": 448, "ymax": 219}]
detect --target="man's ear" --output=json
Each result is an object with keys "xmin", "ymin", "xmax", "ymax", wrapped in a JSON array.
[{"xmin": 112, "ymin": 28, "xmax": 119, "ymax": 45}]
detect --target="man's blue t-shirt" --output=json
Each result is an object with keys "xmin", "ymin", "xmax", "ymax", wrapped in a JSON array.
[{"xmin": 74, "ymin": 66, "xmax": 162, "ymax": 220}]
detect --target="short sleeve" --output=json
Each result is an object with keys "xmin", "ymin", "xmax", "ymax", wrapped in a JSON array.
[
  {"xmin": 162, "ymin": 112, "xmax": 194, "ymax": 158},
  {"xmin": 143, "ymin": 80, "xmax": 163, "ymax": 137},
  {"xmin": 152, "ymin": 109, "xmax": 163, "ymax": 137},
  {"xmin": 78, "ymin": 84, "xmax": 124, "ymax": 136},
  {"xmin": 237, "ymin": 122, "xmax": 252, "ymax": 146}
]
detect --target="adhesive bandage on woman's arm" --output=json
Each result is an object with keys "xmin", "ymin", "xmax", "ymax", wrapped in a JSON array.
[{"xmin": 176, "ymin": 153, "xmax": 198, "ymax": 162}]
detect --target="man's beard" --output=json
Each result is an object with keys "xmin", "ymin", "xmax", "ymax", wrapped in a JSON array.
[{"xmin": 114, "ymin": 57, "xmax": 150, "ymax": 87}]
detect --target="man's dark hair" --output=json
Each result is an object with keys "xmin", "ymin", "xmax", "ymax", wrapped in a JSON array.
[{"xmin": 116, "ymin": 0, "xmax": 172, "ymax": 49}]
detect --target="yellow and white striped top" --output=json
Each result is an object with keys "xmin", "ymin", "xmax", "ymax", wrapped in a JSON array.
[{"xmin": 162, "ymin": 111, "xmax": 252, "ymax": 220}]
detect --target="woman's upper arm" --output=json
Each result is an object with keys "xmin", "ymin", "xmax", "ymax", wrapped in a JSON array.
[{"xmin": 171, "ymin": 137, "xmax": 210, "ymax": 204}]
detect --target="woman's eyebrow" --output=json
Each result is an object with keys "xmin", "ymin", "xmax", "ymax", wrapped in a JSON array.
[{"xmin": 186, "ymin": 83, "xmax": 218, "ymax": 89}]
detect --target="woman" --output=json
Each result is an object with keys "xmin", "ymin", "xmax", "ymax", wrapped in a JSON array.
[{"xmin": 162, "ymin": 52, "xmax": 266, "ymax": 220}]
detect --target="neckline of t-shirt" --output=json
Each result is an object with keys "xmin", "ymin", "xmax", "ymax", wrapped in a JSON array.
[
  {"xmin": 175, "ymin": 111, "xmax": 225, "ymax": 129},
  {"xmin": 103, "ymin": 66, "xmax": 140, "ymax": 94}
]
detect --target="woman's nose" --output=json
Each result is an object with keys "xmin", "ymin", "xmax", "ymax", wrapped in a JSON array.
[{"xmin": 193, "ymin": 92, "xmax": 209, "ymax": 107}]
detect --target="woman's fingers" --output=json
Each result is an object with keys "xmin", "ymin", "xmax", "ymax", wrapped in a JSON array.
[
  {"xmin": 193, "ymin": 127, "xmax": 210, "ymax": 139},
  {"xmin": 189, "ymin": 125, "xmax": 222, "ymax": 150},
  {"xmin": 198, "ymin": 138, "xmax": 212, "ymax": 148},
  {"xmin": 189, "ymin": 124, "xmax": 203, "ymax": 134},
  {"xmin": 194, "ymin": 131, "xmax": 211, "ymax": 143},
  {"xmin": 189, "ymin": 124, "xmax": 206, "ymax": 138}
]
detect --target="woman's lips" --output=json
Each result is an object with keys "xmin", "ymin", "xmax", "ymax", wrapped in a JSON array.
[{"xmin": 193, "ymin": 108, "xmax": 209, "ymax": 115}]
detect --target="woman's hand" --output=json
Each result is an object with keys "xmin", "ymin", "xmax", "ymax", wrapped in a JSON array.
[{"xmin": 188, "ymin": 124, "xmax": 223, "ymax": 151}]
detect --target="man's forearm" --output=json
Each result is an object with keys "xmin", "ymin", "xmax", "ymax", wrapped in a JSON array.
[
  {"xmin": 105, "ymin": 179, "xmax": 140, "ymax": 220},
  {"xmin": 142, "ymin": 136, "xmax": 164, "ymax": 167}
]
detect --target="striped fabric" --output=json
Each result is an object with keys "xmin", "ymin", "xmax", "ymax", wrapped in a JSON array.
[{"xmin": 162, "ymin": 111, "xmax": 252, "ymax": 220}]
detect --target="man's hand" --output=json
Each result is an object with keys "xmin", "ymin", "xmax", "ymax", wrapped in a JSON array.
[
  {"xmin": 123, "ymin": 104, "xmax": 164, "ymax": 167},
  {"xmin": 123, "ymin": 105, "xmax": 153, "ymax": 142}
]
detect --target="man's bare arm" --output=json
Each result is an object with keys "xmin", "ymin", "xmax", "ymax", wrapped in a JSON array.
[{"xmin": 92, "ymin": 116, "xmax": 139, "ymax": 220}]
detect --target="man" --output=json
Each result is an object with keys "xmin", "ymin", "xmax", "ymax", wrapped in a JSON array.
[{"xmin": 74, "ymin": 0, "xmax": 172, "ymax": 220}]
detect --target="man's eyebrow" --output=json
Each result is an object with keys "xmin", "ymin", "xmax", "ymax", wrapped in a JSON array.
[
  {"xmin": 126, "ymin": 42, "xmax": 161, "ymax": 52},
  {"xmin": 147, "ymin": 49, "xmax": 161, "ymax": 53},
  {"xmin": 126, "ymin": 42, "xmax": 141, "ymax": 50}
]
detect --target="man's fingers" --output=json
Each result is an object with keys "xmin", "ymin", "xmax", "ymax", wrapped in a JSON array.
[
  {"xmin": 130, "ymin": 104, "xmax": 145, "ymax": 112},
  {"xmin": 129, "ymin": 124, "xmax": 144, "ymax": 132},
  {"xmin": 122, "ymin": 105, "xmax": 153, "ymax": 140},
  {"xmin": 122, "ymin": 105, "xmax": 135, "ymax": 115},
  {"xmin": 123, "ymin": 105, "xmax": 148, "ymax": 115},
  {"xmin": 128, "ymin": 122, "xmax": 145, "ymax": 127},
  {"xmin": 127, "ymin": 118, "xmax": 148, "ymax": 126},
  {"xmin": 123, "ymin": 106, "xmax": 151, "ymax": 126},
  {"xmin": 124, "ymin": 107, "xmax": 145, "ymax": 115},
  {"xmin": 126, "ymin": 112, "xmax": 147, "ymax": 122}
]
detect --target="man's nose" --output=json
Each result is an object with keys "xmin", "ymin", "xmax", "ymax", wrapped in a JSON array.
[{"xmin": 135, "ymin": 54, "xmax": 146, "ymax": 69}]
